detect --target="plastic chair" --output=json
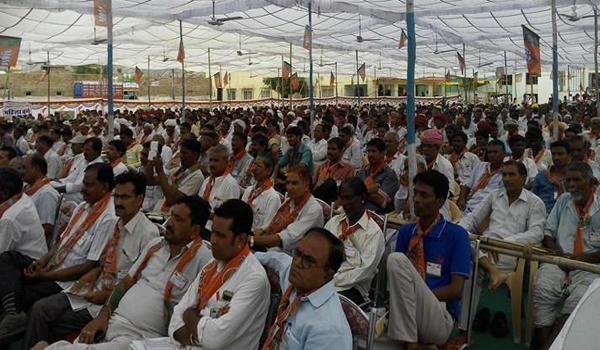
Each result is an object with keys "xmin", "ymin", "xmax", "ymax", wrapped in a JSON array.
[
  {"xmin": 448, "ymin": 201, "xmax": 462, "ymax": 224},
  {"xmin": 315, "ymin": 198, "xmax": 332, "ymax": 222},
  {"xmin": 259, "ymin": 266, "xmax": 283, "ymax": 348},
  {"xmin": 504, "ymin": 257, "xmax": 526, "ymax": 344},
  {"xmin": 525, "ymin": 259, "xmax": 539, "ymax": 347},
  {"xmin": 339, "ymin": 293, "xmax": 371, "ymax": 350}
]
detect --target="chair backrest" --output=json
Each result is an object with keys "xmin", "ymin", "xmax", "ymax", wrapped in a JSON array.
[
  {"xmin": 315, "ymin": 198, "xmax": 332, "ymax": 222},
  {"xmin": 449, "ymin": 200, "xmax": 461, "ymax": 223},
  {"xmin": 368, "ymin": 210, "xmax": 385, "ymax": 231},
  {"xmin": 259, "ymin": 265, "xmax": 283, "ymax": 347},
  {"xmin": 338, "ymin": 293, "xmax": 370, "ymax": 338}
]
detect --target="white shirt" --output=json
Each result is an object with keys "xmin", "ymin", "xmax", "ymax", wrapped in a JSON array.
[
  {"xmin": 0, "ymin": 194, "xmax": 47, "ymax": 260},
  {"xmin": 267, "ymin": 195, "xmax": 324, "ymax": 252},
  {"xmin": 308, "ymin": 139, "xmax": 328, "ymax": 162},
  {"xmin": 65, "ymin": 210, "xmax": 160, "ymax": 317},
  {"xmin": 154, "ymin": 167, "xmax": 205, "ymax": 213},
  {"xmin": 429, "ymin": 154, "xmax": 457, "ymax": 195},
  {"xmin": 166, "ymin": 253, "xmax": 270, "ymax": 350},
  {"xmin": 343, "ymin": 137, "xmax": 363, "ymax": 170},
  {"xmin": 17, "ymin": 136, "xmax": 29, "ymax": 154},
  {"xmin": 28, "ymin": 183, "xmax": 60, "ymax": 226},
  {"xmin": 112, "ymin": 161, "xmax": 129, "ymax": 177},
  {"xmin": 507, "ymin": 155, "xmax": 538, "ymax": 186},
  {"xmin": 113, "ymin": 236, "xmax": 212, "ymax": 338},
  {"xmin": 325, "ymin": 211, "xmax": 384, "ymax": 298},
  {"xmin": 526, "ymin": 148, "xmax": 553, "ymax": 171},
  {"xmin": 55, "ymin": 198, "xmax": 118, "ymax": 290},
  {"xmin": 465, "ymin": 162, "xmax": 504, "ymax": 214},
  {"xmin": 387, "ymin": 152, "xmax": 406, "ymax": 178},
  {"xmin": 230, "ymin": 153, "xmax": 253, "ymax": 185},
  {"xmin": 450, "ymin": 151, "xmax": 481, "ymax": 186},
  {"xmin": 242, "ymin": 184, "xmax": 281, "ymax": 230},
  {"xmin": 460, "ymin": 188, "xmax": 546, "ymax": 246},
  {"xmin": 198, "ymin": 173, "xmax": 240, "ymax": 211},
  {"xmin": 54, "ymin": 155, "xmax": 104, "ymax": 203},
  {"xmin": 44, "ymin": 149, "xmax": 63, "ymax": 180},
  {"xmin": 394, "ymin": 185, "xmax": 453, "ymax": 220}
]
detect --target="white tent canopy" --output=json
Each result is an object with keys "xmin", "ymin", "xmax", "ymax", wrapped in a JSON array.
[{"xmin": 0, "ymin": 0, "xmax": 598, "ymax": 76}]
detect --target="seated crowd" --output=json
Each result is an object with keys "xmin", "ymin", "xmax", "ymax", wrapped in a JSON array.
[{"xmin": 1, "ymin": 99, "xmax": 599, "ymax": 350}]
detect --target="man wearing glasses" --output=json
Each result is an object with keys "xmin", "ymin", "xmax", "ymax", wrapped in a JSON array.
[{"xmin": 256, "ymin": 227, "xmax": 352, "ymax": 350}]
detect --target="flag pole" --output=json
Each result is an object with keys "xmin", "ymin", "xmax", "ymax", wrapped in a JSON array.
[
  {"xmin": 147, "ymin": 55, "xmax": 151, "ymax": 108},
  {"xmin": 106, "ymin": 0, "xmax": 114, "ymax": 138},
  {"xmin": 551, "ymin": 0, "xmax": 559, "ymax": 140},
  {"xmin": 277, "ymin": 68, "xmax": 281, "ymax": 99},
  {"xmin": 219, "ymin": 64, "xmax": 222, "ymax": 105},
  {"xmin": 171, "ymin": 68, "xmax": 175, "ymax": 101},
  {"xmin": 308, "ymin": 1, "xmax": 314, "ymax": 138},
  {"xmin": 180, "ymin": 20, "xmax": 185, "ymax": 119},
  {"xmin": 407, "ymin": 0, "xmax": 416, "ymax": 217},
  {"xmin": 355, "ymin": 50, "xmax": 360, "ymax": 107},
  {"xmin": 444, "ymin": 69, "xmax": 447, "ymax": 98},
  {"xmin": 504, "ymin": 51, "xmax": 509, "ymax": 104},
  {"xmin": 208, "ymin": 48, "xmax": 212, "ymax": 108},
  {"xmin": 463, "ymin": 43, "xmax": 467, "ymax": 105},
  {"xmin": 595, "ymin": 8, "xmax": 599, "ymax": 118},
  {"xmin": 289, "ymin": 43, "xmax": 293, "ymax": 109},
  {"xmin": 47, "ymin": 51, "xmax": 50, "ymax": 120},
  {"xmin": 335, "ymin": 62, "xmax": 338, "ymax": 105},
  {"xmin": 281, "ymin": 55, "xmax": 284, "ymax": 103},
  {"xmin": 567, "ymin": 65, "xmax": 571, "ymax": 101}
]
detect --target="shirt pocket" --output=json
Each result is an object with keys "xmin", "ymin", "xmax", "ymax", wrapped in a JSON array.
[{"xmin": 284, "ymin": 325, "xmax": 302, "ymax": 349}]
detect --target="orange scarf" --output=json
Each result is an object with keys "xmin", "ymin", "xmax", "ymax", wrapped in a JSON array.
[
  {"xmin": 24, "ymin": 177, "xmax": 51, "ymax": 196},
  {"xmin": 161, "ymin": 163, "xmax": 200, "ymax": 212},
  {"xmin": 398, "ymin": 135, "xmax": 407, "ymax": 153},
  {"xmin": 546, "ymin": 169, "xmax": 564, "ymax": 198},
  {"xmin": 365, "ymin": 162, "xmax": 385, "ymax": 187},
  {"xmin": 262, "ymin": 284, "xmax": 310, "ymax": 350},
  {"xmin": 316, "ymin": 160, "xmax": 339, "ymax": 186},
  {"xmin": 339, "ymin": 211, "xmax": 370, "ymax": 241},
  {"xmin": 47, "ymin": 193, "xmax": 112, "ymax": 271},
  {"xmin": 450, "ymin": 150, "xmax": 466, "ymax": 167},
  {"xmin": 469, "ymin": 165, "xmax": 499, "ymax": 199},
  {"xmin": 386, "ymin": 154, "xmax": 397, "ymax": 164},
  {"xmin": 573, "ymin": 194, "xmax": 594, "ymax": 256},
  {"xmin": 266, "ymin": 192, "xmax": 311, "ymax": 235},
  {"xmin": 126, "ymin": 141, "xmax": 138, "ymax": 150},
  {"xmin": 58, "ymin": 143, "xmax": 69, "ymax": 157},
  {"xmin": 203, "ymin": 169, "xmax": 230, "ymax": 201},
  {"xmin": 230, "ymin": 149, "xmax": 247, "ymax": 163},
  {"xmin": 196, "ymin": 244, "xmax": 250, "ymax": 311},
  {"xmin": 248, "ymin": 179, "xmax": 273, "ymax": 207},
  {"xmin": 533, "ymin": 147, "xmax": 546, "ymax": 164},
  {"xmin": 110, "ymin": 158, "xmax": 123, "ymax": 168},
  {"xmin": 59, "ymin": 158, "xmax": 75, "ymax": 179},
  {"xmin": 131, "ymin": 235, "xmax": 204, "ymax": 320},
  {"xmin": 407, "ymin": 214, "xmax": 441, "ymax": 280},
  {"xmin": 0, "ymin": 193, "xmax": 22, "ymax": 218},
  {"xmin": 99, "ymin": 224, "xmax": 122, "ymax": 291}
]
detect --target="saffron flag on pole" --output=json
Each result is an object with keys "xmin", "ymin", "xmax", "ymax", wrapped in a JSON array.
[
  {"xmin": 93, "ymin": 0, "xmax": 109, "ymax": 27},
  {"xmin": 0, "ymin": 36, "xmax": 21, "ymax": 68},
  {"xmin": 302, "ymin": 25, "xmax": 312, "ymax": 50},
  {"xmin": 282, "ymin": 61, "xmax": 291, "ymax": 81},
  {"xmin": 39, "ymin": 69, "xmax": 48, "ymax": 82},
  {"xmin": 135, "ymin": 66, "xmax": 143, "ymax": 85},
  {"xmin": 496, "ymin": 67, "xmax": 505, "ymax": 88},
  {"xmin": 522, "ymin": 25, "xmax": 541, "ymax": 76},
  {"xmin": 398, "ymin": 29, "xmax": 407, "ymax": 49},
  {"xmin": 223, "ymin": 71, "xmax": 229, "ymax": 86},
  {"xmin": 213, "ymin": 72, "xmax": 222, "ymax": 89},
  {"xmin": 358, "ymin": 63, "xmax": 366, "ymax": 82},
  {"xmin": 291, "ymin": 73, "xmax": 300, "ymax": 91},
  {"xmin": 330, "ymin": 71, "xmax": 335, "ymax": 86},
  {"xmin": 457, "ymin": 52, "xmax": 465, "ymax": 75},
  {"xmin": 177, "ymin": 40, "xmax": 185, "ymax": 63}
]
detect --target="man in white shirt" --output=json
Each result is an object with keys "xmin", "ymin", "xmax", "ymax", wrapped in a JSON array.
[
  {"xmin": 0, "ymin": 167, "xmax": 48, "ymax": 260},
  {"xmin": 50, "ymin": 128, "xmax": 65, "ymax": 155},
  {"xmin": 449, "ymin": 131, "xmax": 481, "ymax": 187},
  {"xmin": 53, "ymin": 137, "xmax": 105, "ymax": 204},
  {"xmin": 325, "ymin": 177, "xmax": 384, "ymax": 304},
  {"xmin": 308, "ymin": 124, "xmax": 328, "ymax": 162},
  {"xmin": 256, "ymin": 228, "xmax": 352, "ymax": 350},
  {"xmin": 507, "ymin": 135, "xmax": 538, "ymax": 187},
  {"xmin": 106, "ymin": 140, "xmax": 128, "ymax": 178},
  {"xmin": 242, "ymin": 152, "xmax": 281, "ymax": 230},
  {"xmin": 133, "ymin": 200, "xmax": 270, "ymax": 350},
  {"xmin": 199, "ymin": 144, "xmax": 240, "ymax": 220},
  {"xmin": 383, "ymin": 131, "xmax": 406, "ymax": 178},
  {"xmin": 458, "ymin": 160, "xmax": 546, "ymax": 332},
  {"xmin": 15, "ymin": 125, "xmax": 30, "ymax": 155},
  {"xmin": 36, "ymin": 134, "xmax": 63, "ymax": 180},
  {"xmin": 0, "ymin": 163, "xmax": 117, "ymax": 342},
  {"xmin": 229, "ymin": 132, "xmax": 253, "ymax": 185},
  {"xmin": 340, "ymin": 125, "xmax": 362, "ymax": 170},
  {"xmin": 420, "ymin": 129, "xmax": 457, "ymax": 197},
  {"xmin": 22, "ymin": 154, "xmax": 61, "ymax": 241},
  {"xmin": 36, "ymin": 196, "xmax": 213, "ymax": 350},
  {"xmin": 57, "ymin": 135, "xmax": 86, "ymax": 180},
  {"xmin": 22, "ymin": 172, "xmax": 159, "ymax": 349}
]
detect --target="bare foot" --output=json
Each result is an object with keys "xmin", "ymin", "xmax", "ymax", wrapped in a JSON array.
[
  {"xmin": 488, "ymin": 269, "xmax": 509, "ymax": 291},
  {"xmin": 31, "ymin": 341, "xmax": 49, "ymax": 350}
]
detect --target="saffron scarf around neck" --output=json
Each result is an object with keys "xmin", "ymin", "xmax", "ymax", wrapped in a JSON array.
[{"xmin": 266, "ymin": 192, "xmax": 311, "ymax": 236}]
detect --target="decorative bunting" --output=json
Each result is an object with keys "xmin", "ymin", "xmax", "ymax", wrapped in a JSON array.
[{"xmin": 398, "ymin": 29, "xmax": 407, "ymax": 50}]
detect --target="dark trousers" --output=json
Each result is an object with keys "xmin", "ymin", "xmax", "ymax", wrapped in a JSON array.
[
  {"xmin": 0, "ymin": 251, "xmax": 62, "ymax": 313},
  {"xmin": 313, "ymin": 178, "xmax": 339, "ymax": 205},
  {"xmin": 21, "ymin": 293, "xmax": 93, "ymax": 350},
  {"xmin": 339, "ymin": 287, "xmax": 366, "ymax": 306}
]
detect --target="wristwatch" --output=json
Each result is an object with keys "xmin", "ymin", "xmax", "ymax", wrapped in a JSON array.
[{"xmin": 249, "ymin": 235, "xmax": 255, "ymax": 248}]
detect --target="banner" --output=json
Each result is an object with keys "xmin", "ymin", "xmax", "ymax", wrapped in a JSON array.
[
  {"xmin": 93, "ymin": 0, "xmax": 109, "ymax": 27},
  {"xmin": 291, "ymin": 73, "xmax": 299, "ymax": 91},
  {"xmin": 223, "ymin": 71, "xmax": 229, "ymax": 86},
  {"xmin": 213, "ymin": 72, "xmax": 222, "ymax": 89},
  {"xmin": 496, "ymin": 67, "xmax": 505, "ymax": 88},
  {"xmin": 358, "ymin": 63, "xmax": 366, "ymax": 82},
  {"xmin": 177, "ymin": 40, "xmax": 185, "ymax": 63},
  {"xmin": 302, "ymin": 25, "xmax": 312, "ymax": 50},
  {"xmin": 2, "ymin": 101, "xmax": 32, "ymax": 118},
  {"xmin": 135, "ymin": 66, "xmax": 143, "ymax": 85},
  {"xmin": 282, "ymin": 61, "xmax": 291, "ymax": 81},
  {"xmin": 398, "ymin": 29, "xmax": 407, "ymax": 49},
  {"xmin": 515, "ymin": 73, "xmax": 522, "ymax": 83},
  {"xmin": 330, "ymin": 71, "xmax": 335, "ymax": 86},
  {"xmin": 522, "ymin": 25, "xmax": 541, "ymax": 76},
  {"xmin": 0, "ymin": 36, "xmax": 21, "ymax": 68},
  {"xmin": 457, "ymin": 52, "xmax": 465, "ymax": 75}
]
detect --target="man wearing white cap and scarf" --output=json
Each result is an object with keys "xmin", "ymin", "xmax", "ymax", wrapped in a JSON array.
[{"xmin": 164, "ymin": 119, "xmax": 179, "ymax": 151}]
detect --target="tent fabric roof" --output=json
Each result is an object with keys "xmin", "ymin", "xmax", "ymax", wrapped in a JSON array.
[{"xmin": 0, "ymin": 0, "xmax": 597, "ymax": 76}]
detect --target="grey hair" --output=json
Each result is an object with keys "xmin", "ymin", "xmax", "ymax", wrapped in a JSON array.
[
  {"xmin": 567, "ymin": 161, "xmax": 596, "ymax": 185},
  {"xmin": 385, "ymin": 131, "xmax": 400, "ymax": 142},
  {"xmin": 208, "ymin": 143, "xmax": 230, "ymax": 158}
]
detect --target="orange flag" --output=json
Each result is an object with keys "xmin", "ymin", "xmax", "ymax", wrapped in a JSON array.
[
  {"xmin": 177, "ymin": 40, "xmax": 185, "ymax": 63},
  {"xmin": 135, "ymin": 66, "xmax": 143, "ymax": 85}
]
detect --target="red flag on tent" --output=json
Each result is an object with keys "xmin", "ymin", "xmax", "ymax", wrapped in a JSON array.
[
  {"xmin": 330, "ymin": 71, "xmax": 335, "ymax": 86},
  {"xmin": 134, "ymin": 66, "xmax": 143, "ymax": 85},
  {"xmin": 303, "ymin": 25, "xmax": 312, "ymax": 50},
  {"xmin": 358, "ymin": 63, "xmax": 366, "ymax": 82},
  {"xmin": 223, "ymin": 71, "xmax": 229, "ymax": 86},
  {"xmin": 398, "ymin": 29, "xmax": 407, "ymax": 49},
  {"xmin": 39, "ymin": 69, "xmax": 48, "ymax": 82},
  {"xmin": 93, "ymin": 0, "xmax": 109, "ymax": 27},
  {"xmin": 282, "ymin": 61, "xmax": 291, "ymax": 81},
  {"xmin": 213, "ymin": 72, "xmax": 222, "ymax": 89},
  {"xmin": 522, "ymin": 25, "xmax": 541, "ymax": 76},
  {"xmin": 291, "ymin": 73, "xmax": 300, "ymax": 91},
  {"xmin": 473, "ymin": 71, "xmax": 478, "ymax": 85},
  {"xmin": 457, "ymin": 52, "xmax": 465, "ymax": 75},
  {"xmin": 177, "ymin": 40, "xmax": 185, "ymax": 63},
  {"xmin": 496, "ymin": 67, "xmax": 505, "ymax": 88}
]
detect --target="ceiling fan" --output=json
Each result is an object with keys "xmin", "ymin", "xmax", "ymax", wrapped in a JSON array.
[
  {"xmin": 247, "ymin": 54, "xmax": 258, "ymax": 66},
  {"xmin": 433, "ymin": 32, "xmax": 454, "ymax": 54},
  {"xmin": 91, "ymin": 28, "xmax": 107, "ymax": 45},
  {"xmin": 356, "ymin": 14, "xmax": 380, "ymax": 43},
  {"xmin": 236, "ymin": 34, "xmax": 257, "ymax": 56},
  {"xmin": 208, "ymin": 0, "xmax": 243, "ymax": 26},
  {"xmin": 162, "ymin": 47, "xmax": 170, "ymax": 62}
]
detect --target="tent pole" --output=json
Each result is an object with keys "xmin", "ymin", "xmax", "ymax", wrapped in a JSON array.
[
  {"xmin": 180, "ymin": 20, "xmax": 185, "ymax": 119},
  {"xmin": 281, "ymin": 55, "xmax": 284, "ymax": 102},
  {"xmin": 147, "ymin": 55, "xmax": 151, "ymax": 108},
  {"xmin": 463, "ymin": 43, "xmax": 467, "ymax": 105},
  {"xmin": 504, "ymin": 51, "xmax": 508, "ymax": 104},
  {"xmin": 107, "ymin": 0, "xmax": 114, "ymax": 139},
  {"xmin": 355, "ymin": 50, "xmax": 360, "ymax": 107},
  {"xmin": 407, "ymin": 0, "xmax": 416, "ymax": 217},
  {"xmin": 208, "ymin": 48, "xmax": 212, "ymax": 109},
  {"xmin": 308, "ymin": 1, "xmax": 314, "ymax": 139},
  {"xmin": 595, "ymin": 8, "xmax": 600, "ymax": 118},
  {"xmin": 289, "ymin": 43, "xmax": 293, "ymax": 109},
  {"xmin": 335, "ymin": 62, "xmax": 338, "ymax": 105},
  {"xmin": 551, "ymin": 0, "xmax": 559, "ymax": 141},
  {"xmin": 171, "ymin": 68, "xmax": 175, "ymax": 101},
  {"xmin": 47, "ymin": 51, "xmax": 50, "ymax": 120}
]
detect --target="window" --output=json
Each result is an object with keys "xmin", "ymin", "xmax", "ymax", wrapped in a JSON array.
[
  {"xmin": 260, "ymin": 89, "xmax": 271, "ymax": 98},
  {"xmin": 227, "ymin": 89, "xmax": 236, "ymax": 100},
  {"xmin": 398, "ymin": 85, "xmax": 407, "ymax": 96},
  {"xmin": 26, "ymin": 91, "xmax": 32, "ymax": 96},
  {"xmin": 526, "ymin": 73, "xmax": 538, "ymax": 85},
  {"xmin": 321, "ymin": 87, "xmax": 334, "ymax": 97},
  {"xmin": 56, "ymin": 91, "xmax": 62, "ymax": 96},
  {"xmin": 501, "ymin": 75, "xmax": 513, "ymax": 86},
  {"xmin": 344, "ymin": 84, "xmax": 366, "ymax": 97}
]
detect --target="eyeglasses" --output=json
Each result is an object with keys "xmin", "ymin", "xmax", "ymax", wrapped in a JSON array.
[{"xmin": 292, "ymin": 249, "xmax": 329, "ymax": 270}]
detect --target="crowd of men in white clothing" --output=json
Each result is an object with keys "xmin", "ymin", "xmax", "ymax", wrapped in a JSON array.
[{"xmin": 1, "ymin": 96, "xmax": 600, "ymax": 350}]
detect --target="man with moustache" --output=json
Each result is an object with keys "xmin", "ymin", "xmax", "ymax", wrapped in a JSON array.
[
  {"xmin": 33, "ymin": 196, "xmax": 213, "ymax": 350},
  {"xmin": 241, "ymin": 152, "xmax": 281, "ymax": 230}
]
